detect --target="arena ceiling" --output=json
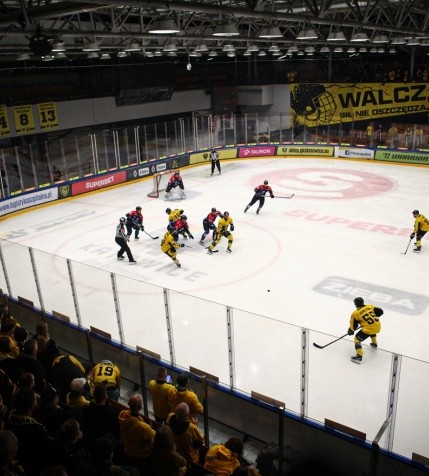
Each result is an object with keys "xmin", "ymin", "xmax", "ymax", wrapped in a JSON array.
[{"xmin": 0, "ymin": 0, "xmax": 428, "ymax": 65}]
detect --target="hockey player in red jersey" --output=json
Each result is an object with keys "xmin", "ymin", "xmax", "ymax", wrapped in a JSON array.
[
  {"xmin": 125, "ymin": 206, "xmax": 144, "ymax": 239},
  {"xmin": 165, "ymin": 171, "xmax": 186, "ymax": 200},
  {"xmin": 199, "ymin": 208, "xmax": 223, "ymax": 245},
  {"xmin": 173, "ymin": 215, "xmax": 194, "ymax": 241},
  {"xmin": 244, "ymin": 180, "xmax": 274, "ymax": 214}
]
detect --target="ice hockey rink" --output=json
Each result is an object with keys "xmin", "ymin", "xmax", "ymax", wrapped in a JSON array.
[{"xmin": 1, "ymin": 156, "xmax": 429, "ymax": 458}]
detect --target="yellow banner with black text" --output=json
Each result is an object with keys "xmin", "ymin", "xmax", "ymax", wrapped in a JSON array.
[{"xmin": 290, "ymin": 83, "xmax": 429, "ymax": 126}]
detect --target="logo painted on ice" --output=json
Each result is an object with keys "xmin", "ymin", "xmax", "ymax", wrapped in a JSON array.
[
  {"xmin": 313, "ymin": 276, "xmax": 429, "ymax": 315},
  {"xmin": 254, "ymin": 168, "xmax": 395, "ymax": 199}
]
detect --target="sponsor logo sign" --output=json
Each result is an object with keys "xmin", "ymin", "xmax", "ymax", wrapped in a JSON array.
[
  {"xmin": 59, "ymin": 185, "xmax": 71, "ymax": 198},
  {"xmin": 279, "ymin": 146, "xmax": 334, "ymax": 157},
  {"xmin": 336, "ymin": 147, "xmax": 374, "ymax": 159},
  {"xmin": 0, "ymin": 188, "xmax": 58, "ymax": 216},
  {"xmin": 239, "ymin": 146, "xmax": 276, "ymax": 157},
  {"xmin": 314, "ymin": 276, "xmax": 429, "ymax": 315},
  {"xmin": 71, "ymin": 171, "xmax": 126, "ymax": 196},
  {"xmin": 375, "ymin": 150, "xmax": 429, "ymax": 165},
  {"xmin": 265, "ymin": 168, "xmax": 395, "ymax": 199}
]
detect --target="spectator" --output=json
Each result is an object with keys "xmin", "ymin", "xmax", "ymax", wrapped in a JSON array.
[
  {"xmin": 14, "ymin": 326, "xmax": 29, "ymax": 355},
  {"xmin": 231, "ymin": 465, "xmax": 261, "ymax": 476},
  {"xmin": 52, "ymin": 418, "xmax": 86, "ymax": 476},
  {"xmin": 32, "ymin": 322, "xmax": 60, "ymax": 375},
  {"xmin": 388, "ymin": 123, "xmax": 398, "ymax": 148},
  {"xmin": 118, "ymin": 393, "xmax": 155, "ymax": 473},
  {"xmin": 416, "ymin": 126, "xmax": 424, "ymax": 147},
  {"xmin": 148, "ymin": 366, "xmax": 173, "ymax": 423},
  {"xmin": 168, "ymin": 373, "xmax": 203, "ymax": 422},
  {"xmin": 78, "ymin": 436, "xmax": 139, "ymax": 476},
  {"xmin": 33, "ymin": 386, "xmax": 67, "ymax": 436},
  {"xmin": 66, "ymin": 377, "xmax": 90, "ymax": 422},
  {"xmin": 0, "ymin": 305, "xmax": 12, "ymax": 322},
  {"xmin": 165, "ymin": 402, "xmax": 204, "ymax": 465},
  {"xmin": 203, "ymin": 438, "xmax": 244, "ymax": 476},
  {"xmin": 0, "ymin": 335, "xmax": 19, "ymax": 383},
  {"xmin": 49, "ymin": 350, "xmax": 86, "ymax": 399},
  {"xmin": 16, "ymin": 338, "xmax": 47, "ymax": 393},
  {"xmin": 0, "ymin": 317, "xmax": 20, "ymax": 358},
  {"xmin": 40, "ymin": 466, "xmax": 68, "ymax": 476},
  {"xmin": 150, "ymin": 425, "xmax": 187, "ymax": 476},
  {"xmin": 6, "ymin": 388, "xmax": 54, "ymax": 475},
  {"xmin": 0, "ymin": 377, "xmax": 14, "ymax": 423},
  {"xmin": 0, "ymin": 430, "xmax": 26, "ymax": 475},
  {"xmin": 82, "ymin": 383, "xmax": 121, "ymax": 448},
  {"xmin": 91, "ymin": 359, "xmax": 121, "ymax": 402}
]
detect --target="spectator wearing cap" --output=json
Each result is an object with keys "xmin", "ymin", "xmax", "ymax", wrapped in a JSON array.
[
  {"xmin": 148, "ymin": 366, "xmax": 173, "ymax": 424},
  {"xmin": 0, "ymin": 430, "xmax": 26, "ymax": 475},
  {"xmin": 82, "ymin": 383, "xmax": 120, "ymax": 448},
  {"xmin": 0, "ymin": 317, "xmax": 20, "ymax": 358},
  {"xmin": 78, "ymin": 436, "xmax": 139, "ymax": 475},
  {"xmin": 7, "ymin": 387, "xmax": 54, "ymax": 475},
  {"xmin": 91, "ymin": 359, "xmax": 121, "ymax": 401},
  {"xmin": 33, "ymin": 386, "xmax": 67, "ymax": 436},
  {"xmin": 118, "ymin": 393, "xmax": 155, "ymax": 473},
  {"xmin": 16, "ymin": 338, "xmax": 47, "ymax": 394},
  {"xmin": 66, "ymin": 378, "xmax": 90, "ymax": 423},
  {"xmin": 168, "ymin": 373, "xmax": 203, "ymax": 422},
  {"xmin": 49, "ymin": 350, "xmax": 86, "ymax": 400},
  {"xmin": 165, "ymin": 402, "xmax": 204, "ymax": 465}
]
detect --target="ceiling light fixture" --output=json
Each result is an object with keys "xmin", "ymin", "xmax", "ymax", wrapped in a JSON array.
[
  {"xmin": 148, "ymin": 19, "xmax": 180, "ymax": 34},
  {"xmin": 82, "ymin": 42, "xmax": 100, "ymax": 52},
  {"xmin": 327, "ymin": 31, "xmax": 346, "ymax": 41},
  {"xmin": 296, "ymin": 28, "xmax": 318, "ymax": 40},
  {"xmin": 52, "ymin": 42, "xmax": 66, "ymax": 52},
  {"xmin": 212, "ymin": 22, "xmax": 240, "ymax": 37},
  {"xmin": 350, "ymin": 32, "xmax": 370, "ymax": 42},
  {"xmin": 373, "ymin": 34, "xmax": 389, "ymax": 43},
  {"xmin": 17, "ymin": 53, "xmax": 31, "ymax": 61},
  {"xmin": 125, "ymin": 42, "xmax": 141, "ymax": 52},
  {"xmin": 258, "ymin": 26, "xmax": 283, "ymax": 39}
]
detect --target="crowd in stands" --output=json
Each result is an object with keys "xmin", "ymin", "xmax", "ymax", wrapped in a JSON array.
[{"xmin": 0, "ymin": 303, "xmax": 262, "ymax": 476}]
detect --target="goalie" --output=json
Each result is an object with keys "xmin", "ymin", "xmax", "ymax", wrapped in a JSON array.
[
  {"xmin": 165, "ymin": 171, "xmax": 186, "ymax": 200},
  {"xmin": 126, "ymin": 206, "xmax": 144, "ymax": 239}
]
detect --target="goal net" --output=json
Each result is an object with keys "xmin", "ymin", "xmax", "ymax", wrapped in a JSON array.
[{"xmin": 147, "ymin": 170, "xmax": 171, "ymax": 198}]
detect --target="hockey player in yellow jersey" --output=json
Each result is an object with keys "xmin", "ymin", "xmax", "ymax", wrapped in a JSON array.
[
  {"xmin": 207, "ymin": 211, "xmax": 234, "ymax": 254},
  {"xmin": 347, "ymin": 297, "xmax": 383, "ymax": 364},
  {"xmin": 410, "ymin": 209, "xmax": 429, "ymax": 252},
  {"xmin": 161, "ymin": 229, "xmax": 184, "ymax": 267},
  {"xmin": 91, "ymin": 359, "xmax": 121, "ymax": 401}
]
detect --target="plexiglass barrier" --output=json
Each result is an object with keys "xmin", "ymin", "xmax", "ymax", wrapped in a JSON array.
[
  {"xmin": 2, "ymin": 112, "xmax": 429, "ymax": 198},
  {"xmin": 0, "ymin": 238, "xmax": 428, "ymax": 461}
]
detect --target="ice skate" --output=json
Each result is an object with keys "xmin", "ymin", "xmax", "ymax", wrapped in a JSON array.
[
  {"xmin": 199, "ymin": 240, "xmax": 204, "ymax": 245},
  {"xmin": 244, "ymin": 206, "xmax": 249, "ymax": 213},
  {"xmin": 370, "ymin": 343, "xmax": 378, "ymax": 350},
  {"xmin": 129, "ymin": 260, "xmax": 137, "ymax": 265},
  {"xmin": 226, "ymin": 248, "xmax": 232, "ymax": 253},
  {"xmin": 207, "ymin": 249, "xmax": 213, "ymax": 255},
  {"xmin": 256, "ymin": 208, "xmax": 261, "ymax": 214},
  {"xmin": 350, "ymin": 355, "xmax": 362, "ymax": 364},
  {"xmin": 117, "ymin": 256, "xmax": 124, "ymax": 260},
  {"xmin": 175, "ymin": 261, "xmax": 181, "ymax": 268},
  {"xmin": 413, "ymin": 246, "xmax": 421, "ymax": 252}
]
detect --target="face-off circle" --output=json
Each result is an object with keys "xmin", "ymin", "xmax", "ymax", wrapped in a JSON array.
[{"xmin": 252, "ymin": 168, "xmax": 396, "ymax": 199}]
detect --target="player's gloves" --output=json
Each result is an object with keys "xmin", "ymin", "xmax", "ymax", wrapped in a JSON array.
[
  {"xmin": 410, "ymin": 233, "xmax": 415, "ymax": 239},
  {"xmin": 140, "ymin": 225, "xmax": 144, "ymax": 231},
  {"xmin": 180, "ymin": 244, "xmax": 185, "ymax": 247},
  {"xmin": 347, "ymin": 329, "xmax": 354, "ymax": 336},
  {"xmin": 230, "ymin": 224, "xmax": 235, "ymax": 231}
]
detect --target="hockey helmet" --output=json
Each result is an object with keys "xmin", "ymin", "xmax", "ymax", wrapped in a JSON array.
[
  {"xmin": 175, "ymin": 171, "xmax": 180, "ymax": 176},
  {"xmin": 179, "ymin": 209, "xmax": 184, "ymax": 214},
  {"xmin": 224, "ymin": 211, "xmax": 229, "ymax": 216},
  {"xmin": 120, "ymin": 217, "xmax": 126, "ymax": 223},
  {"xmin": 136, "ymin": 206, "xmax": 142, "ymax": 211},
  {"xmin": 354, "ymin": 297, "xmax": 364, "ymax": 307},
  {"xmin": 412, "ymin": 210, "xmax": 419, "ymax": 216},
  {"xmin": 166, "ymin": 208, "xmax": 172, "ymax": 214},
  {"xmin": 181, "ymin": 215, "xmax": 187, "ymax": 220},
  {"xmin": 264, "ymin": 180, "xmax": 269, "ymax": 185},
  {"xmin": 211, "ymin": 207, "xmax": 217, "ymax": 213}
]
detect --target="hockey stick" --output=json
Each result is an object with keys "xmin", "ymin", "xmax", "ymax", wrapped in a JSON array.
[
  {"xmin": 143, "ymin": 230, "xmax": 159, "ymax": 240},
  {"xmin": 402, "ymin": 238, "xmax": 412, "ymax": 254},
  {"xmin": 275, "ymin": 194, "xmax": 295, "ymax": 199},
  {"xmin": 313, "ymin": 327, "xmax": 360, "ymax": 349}
]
